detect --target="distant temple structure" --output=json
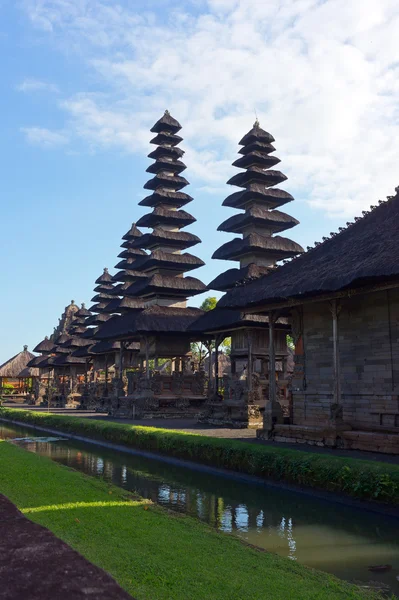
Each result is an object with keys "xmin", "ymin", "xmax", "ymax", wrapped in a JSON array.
[
  {"xmin": 193, "ymin": 121, "xmax": 303, "ymax": 427},
  {"xmin": 219, "ymin": 186, "xmax": 399, "ymax": 454},
  {"xmin": 0, "ymin": 346, "xmax": 38, "ymax": 397}
]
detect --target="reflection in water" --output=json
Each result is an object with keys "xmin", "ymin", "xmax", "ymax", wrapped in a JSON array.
[{"xmin": 1, "ymin": 423, "xmax": 399, "ymax": 595}]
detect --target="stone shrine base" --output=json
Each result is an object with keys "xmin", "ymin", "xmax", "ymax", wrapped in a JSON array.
[
  {"xmin": 199, "ymin": 400, "xmax": 263, "ymax": 429},
  {"xmin": 265, "ymin": 424, "xmax": 399, "ymax": 455}
]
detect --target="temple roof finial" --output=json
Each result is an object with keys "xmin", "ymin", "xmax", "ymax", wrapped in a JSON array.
[
  {"xmin": 164, "ymin": 109, "xmax": 170, "ymax": 115},
  {"xmin": 71, "ymin": 300, "xmax": 75, "ymax": 305},
  {"xmin": 104, "ymin": 267, "xmax": 108, "ymax": 273},
  {"xmin": 23, "ymin": 345, "xmax": 28, "ymax": 351}
]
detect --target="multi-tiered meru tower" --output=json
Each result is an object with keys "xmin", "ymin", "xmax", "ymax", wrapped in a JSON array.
[{"xmin": 198, "ymin": 121, "xmax": 304, "ymax": 428}]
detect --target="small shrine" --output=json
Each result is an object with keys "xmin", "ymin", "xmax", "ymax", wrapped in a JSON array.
[{"xmin": 0, "ymin": 346, "xmax": 38, "ymax": 399}]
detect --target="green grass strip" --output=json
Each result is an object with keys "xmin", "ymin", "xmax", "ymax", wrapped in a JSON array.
[
  {"xmin": 1, "ymin": 407, "xmax": 399, "ymax": 504},
  {"xmin": 0, "ymin": 440, "xmax": 383, "ymax": 600}
]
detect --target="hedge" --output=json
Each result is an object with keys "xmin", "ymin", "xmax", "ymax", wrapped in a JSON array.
[{"xmin": 1, "ymin": 407, "xmax": 399, "ymax": 505}]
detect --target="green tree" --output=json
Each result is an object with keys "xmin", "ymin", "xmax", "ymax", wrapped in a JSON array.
[{"xmin": 200, "ymin": 296, "xmax": 217, "ymax": 312}]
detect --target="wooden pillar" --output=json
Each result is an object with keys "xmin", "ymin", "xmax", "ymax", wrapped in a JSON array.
[
  {"xmin": 214, "ymin": 335, "xmax": 221, "ymax": 395},
  {"xmin": 104, "ymin": 353, "xmax": 109, "ymax": 396},
  {"xmin": 231, "ymin": 359, "xmax": 236, "ymax": 375},
  {"xmin": 154, "ymin": 356, "xmax": 159, "ymax": 370},
  {"xmin": 247, "ymin": 332, "xmax": 253, "ymax": 391},
  {"xmin": 331, "ymin": 299, "xmax": 341, "ymax": 408},
  {"xmin": 145, "ymin": 337, "xmax": 150, "ymax": 379},
  {"xmin": 119, "ymin": 342, "xmax": 125, "ymax": 381},
  {"xmin": 263, "ymin": 312, "xmax": 276, "ymax": 432}
]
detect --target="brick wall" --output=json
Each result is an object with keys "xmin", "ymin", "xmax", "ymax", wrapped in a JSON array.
[{"xmin": 292, "ymin": 288, "xmax": 399, "ymax": 430}]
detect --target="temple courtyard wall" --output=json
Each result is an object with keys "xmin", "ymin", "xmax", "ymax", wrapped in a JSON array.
[{"xmin": 274, "ymin": 288, "xmax": 399, "ymax": 454}]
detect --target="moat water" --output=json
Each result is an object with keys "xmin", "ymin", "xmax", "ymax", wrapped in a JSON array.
[{"xmin": 1, "ymin": 422, "xmax": 398, "ymax": 595}]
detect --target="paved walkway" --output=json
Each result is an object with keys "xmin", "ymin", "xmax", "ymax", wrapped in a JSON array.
[
  {"xmin": 4, "ymin": 403, "xmax": 399, "ymax": 465},
  {"xmin": 0, "ymin": 494, "xmax": 133, "ymax": 600}
]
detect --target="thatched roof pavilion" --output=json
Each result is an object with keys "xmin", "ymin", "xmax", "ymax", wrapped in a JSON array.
[
  {"xmin": 0, "ymin": 346, "xmax": 38, "ymax": 379},
  {"xmin": 219, "ymin": 187, "xmax": 399, "ymax": 311}
]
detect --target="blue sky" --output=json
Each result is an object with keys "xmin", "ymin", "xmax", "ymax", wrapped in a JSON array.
[{"xmin": 1, "ymin": 0, "xmax": 399, "ymax": 364}]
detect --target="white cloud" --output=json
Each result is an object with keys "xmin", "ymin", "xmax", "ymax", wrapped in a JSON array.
[
  {"xmin": 22, "ymin": 0, "xmax": 399, "ymax": 217},
  {"xmin": 21, "ymin": 126, "xmax": 69, "ymax": 147},
  {"xmin": 17, "ymin": 78, "xmax": 59, "ymax": 93}
]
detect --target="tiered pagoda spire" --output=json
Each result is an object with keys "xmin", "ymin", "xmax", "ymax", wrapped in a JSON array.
[
  {"xmin": 120, "ymin": 111, "xmax": 206, "ymax": 307},
  {"xmin": 209, "ymin": 121, "xmax": 304, "ymax": 291}
]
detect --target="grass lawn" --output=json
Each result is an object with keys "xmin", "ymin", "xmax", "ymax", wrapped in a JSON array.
[
  {"xmin": 0, "ymin": 440, "xmax": 380, "ymax": 600},
  {"xmin": 1, "ymin": 407, "xmax": 399, "ymax": 505}
]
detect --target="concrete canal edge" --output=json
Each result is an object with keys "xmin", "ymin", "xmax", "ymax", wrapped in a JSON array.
[{"xmin": 1, "ymin": 415, "xmax": 399, "ymax": 519}]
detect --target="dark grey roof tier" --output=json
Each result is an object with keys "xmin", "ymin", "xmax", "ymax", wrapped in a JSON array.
[
  {"xmin": 208, "ymin": 263, "xmax": 271, "ymax": 292},
  {"xmin": 81, "ymin": 325, "xmax": 99, "ymax": 338},
  {"xmin": 218, "ymin": 207, "xmax": 299, "ymax": 234},
  {"xmin": 93, "ymin": 283, "xmax": 116, "ymax": 294},
  {"xmin": 146, "ymin": 157, "xmax": 186, "ymax": 175},
  {"xmin": 239, "ymin": 122, "xmax": 275, "ymax": 146},
  {"xmin": 86, "ymin": 307, "xmax": 112, "ymax": 319},
  {"xmin": 52, "ymin": 355, "xmax": 86, "ymax": 366},
  {"xmin": 95, "ymin": 305, "xmax": 204, "ymax": 340},
  {"xmin": 132, "ymin": 228, "xmax": 201, "ymax": 251},
  {"xmin": 124, "ymin": 274, "xmax": 206, "ymax": 298},
  {"xmin": 189, "ymin": 308, "xmax": 289, "ymax": 334},
  {"xmin": 136, "ymin": 207, "xmax": 196, "ymax": 229},
  {"xmin": 91, "ymin": 293, "xmax": 115, "ymax": 303},
  {"xmin": 130, "ymin": 250, "xmax": 204, "ymax": 273},
  {"xmin": 139, "ymin": 189, "xmax": 193, "ymax": 208},
  {"xmin": 219, "ymin": 189, "xmax": 399, "ymax": 310},
  {"xmin": 52, "ymin": 344, "xmax": 71, "ymax": 355},
  {"xmin": 120, "ymin": 240, "xmax": 147, "ymax": 251},
  {"xmin": 143, "ymin": 173, "xmax": 189, "ymax": 192},
  {"xmin": 148, "ymin": 145, "xmax": 184, "ymax": 160},
  {"xmin": 212, "ymin": 233, "xmax": 304, "ymax": 262},
  {"xmin": 112, "ymin": 269, "xmax": 148, "ymax": 283},
  {"xmin": 95, "ymin": 268, "xmax": 113, "ymax": 284},
  {"xmin": 117, "ymin": 247, "xmax": 147, "ymax": 259},
  {"xmin": 89, "ymin": 341, "xmax": 122, "ymax": 355},
  {"xmin": 70, "ymin": 346, "xmax": 94, "ymax": 358},
  {"xmin": 227, "ymin": 168, "xmax": 287, "ymax": 189},
  {"xmin": 32, "ymin": 355, "xmax": 55, "ymax": 368},
  {"xmin": 238, "ymin": 141, "xmax": 276, "ymax": 156},
  {"xmin": 27, "ymin": 354, "xmax": 52, "ymax": 368},
  {"xmin": 67, "ymin": 325, "xmax": 87, "ymax": 336},
  {"xmin": 122, "ymin": 223, "xmax": 143, "ymax": 241},
  {"xmin": 223, "ymin": 186, "xmax": 294, "ymax": 210},
  {"xmin": 150, "ymin": 131, "xmax": 183, "ymax": 147},
  {"xmin": 55, "ymin": 333, "xmax": 69, "ymax": 344},
  {"xmin": 150, "ymin": 110, "xmax": 182, "ymax": 134},
  {"xmin": 32, "ymin": 337, "xmax": 54, "ymax": 354},
  {"xmin": 74, "ymin": 303, "xmax": 91, "ymax": 318},
  {"xmin": 232, "ymin": 152, "xmax": 281, "ymax": 170},
  {"xmin": 102, "ymin": 296, "xmax": 145, "ymax": 314},
  {"xmin": 69, "ymin": 315, "xmax": 86, "ymax": 326}
]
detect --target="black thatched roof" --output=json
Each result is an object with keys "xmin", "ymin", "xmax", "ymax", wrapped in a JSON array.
[
  {"xmin": 218, "ymin": 207, "xmax": 299, "ymax": 234},
  {"xmin": 95, "ymin": 305, "xmax": 204, "ymax": 340},
  {"xmin": 227, "ymin": 168, "xmax": 287, "ymax": 189},
  {"xmin": 129, "ymin": 250, "xmax": 204, "ymax": 273},
  {"xmin": 150, "ymin": 110, "xmax": 181, "ymax": 134},
  {"xmin": 133, "ymin": 228, "xmax": 201, "ymax": 251},
  {"xmin": 189, "ymin": 308, "xmax": 289, "ymax": 334},
  {"xmin": 102, "ymin": 297, "xmax": 145, "ymax": 314},
  {"xmin": 208, "ymin": 264, "xmax": 271, "ymax": 292},
  {"xmin": 148, "ymin": 145, "xmax": 184, "ymax": 161},
  {"xmin": 112, "ymin": 269, "xmax": 148, "ymax": 283},
  {"xmin": 146, "ymin": 157, "xmax": 186, "ymax": 175},
  {"xmin": 136, "ymin": 207, "xmax": 196, "ymax": 229},
  {"xmin": 238, "ymin": 141, "xmax": 276, "ymax": 156},
  {"xmin": 27, "ymin": 354, "xmax": 52, "ymax": 368},
  {"xmin": 33, "ymin": 336, "xmax": 54, "ymax": 354},
  {"xmin": 85, "ymin": 313, "xmax": 112, "ymax": 326},
  {"xmin": 52, "ymin": 355, "xmax": 86, "ymax": 366},
  {"xmin": 232, "ymin": 151, "xmax": 280, "ymax": 170},
  {"xmin": 223, "ymin": 186, "xmax": 294, "ymax": 210},
  {"xmin": 144, "ymin": 173, "xmax": 189, "ymax": 192},
  {"xmin": 139, "ymin": 189, "xmax": 193, "ymax": 208},
  {"xmin": 150, "ymin": 131, "xmax": 183, "ymax": 147},
  {"xmin": 124, "ymin": 274, "xmax": 206, "ymax": 298},
  {"xmin": 95, "ymin": 268, "xmax": 113, "ymax": 284},
  {"xmin": 117, "ymin": 247, "xmax": 146, "ymax": 259},
  {"xmin": 219, "ymin": 188, "xmax": 399, "ymax": 309},
  {"xmin": 212, "ymin": 233, "xmax": 304, "ymax": 261},
  {"xmin": 239, "ymin": 122, "xmax": 275, "ymax": 145},
  {"xmin": 74, "ymin": 303, "xmax": 91, "ymax": 318},
  {"xmin": 122, "ymin": 223, "xmax": 143, "ymax": 241}
]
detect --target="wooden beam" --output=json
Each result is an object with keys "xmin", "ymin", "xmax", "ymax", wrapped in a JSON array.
[
  {"xmin": 145, "ymin": 337, "xmax": 150, "ymax": 379},
  {"xmin": 330, "ymin": 299, "xmax": 341, "ymax": 406}
]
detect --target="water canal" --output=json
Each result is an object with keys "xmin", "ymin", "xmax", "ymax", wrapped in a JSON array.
[{"xmin": 1, "ymin": 421, "xmax": 398, "ymax": 595}]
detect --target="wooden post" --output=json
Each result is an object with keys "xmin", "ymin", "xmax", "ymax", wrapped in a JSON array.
[
  {"xmin": 145, "ymin": 337, "xmax": 150, "ymax": 379},
  {"xmin": 247, "ymin": 332, "xmax": 253, "ymax": 391},
  {"xmin": 331, "ymin": 299, "xmax": 341, "ymax": 408},
  {"xmin": 263, "ymin": 312, "xmax": 276, "ymax": 432},
  {"xmin": 104, "ymin": 353, "xmax": 109, "ymax": 396},
  {"xmin": 119, "ymin": 342, "xmax": 124, "ymax": 382},
  {"xmin": 214, "ymin": 335, "xmax": 221, "ymax": 395}
]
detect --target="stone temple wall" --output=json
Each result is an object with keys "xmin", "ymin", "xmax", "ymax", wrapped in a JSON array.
[{"xmin": 291, "ymin": 288, "xmax": 399, "ymax": 431}]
